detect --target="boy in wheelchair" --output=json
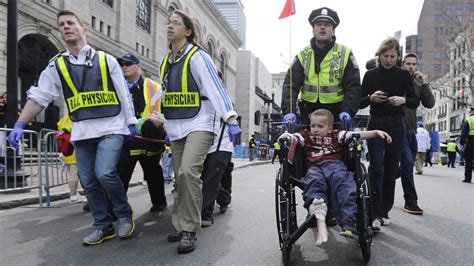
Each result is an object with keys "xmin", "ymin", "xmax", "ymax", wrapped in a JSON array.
[{"xmin": 279, "ymin": 109, "xmax": 391, "ymax": 245}]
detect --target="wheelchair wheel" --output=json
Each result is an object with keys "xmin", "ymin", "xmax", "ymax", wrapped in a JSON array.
[
  {"xmin": 356, "ymin": 163, "xmax": 372, "ymax": 262},
  {"xmin": 275, "ymin": 163, "xmax": 297, "ymax": 265}
]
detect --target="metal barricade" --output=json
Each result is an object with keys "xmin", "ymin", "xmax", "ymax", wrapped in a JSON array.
[
  {"xmin": 39, "ymin": 131, "xmax": 66, "ymax": 206},
  {"xmin": 0, "ymin": 128, "xmax": 68, "ymax": 207},
  {"xmin": 0, "ymin": 128, "xmax": 42, "ymax": 202}
]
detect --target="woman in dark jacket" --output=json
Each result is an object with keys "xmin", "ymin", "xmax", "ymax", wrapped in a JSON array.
[{"xmin": 359, "ymin": 37, "xmax": 419, "ymax": 230}]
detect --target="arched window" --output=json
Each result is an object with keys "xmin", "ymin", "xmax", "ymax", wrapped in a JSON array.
[
  {"xmin": 207, "ymin": 41, "xmax": 214, "ymax": 59},
  {"xmin": 254, "ymin": 110, "xmax": 261, "ymax": 125},
  {"xmin": 220, "ymin": 53, "xmax": 226, "ymax": 77}
]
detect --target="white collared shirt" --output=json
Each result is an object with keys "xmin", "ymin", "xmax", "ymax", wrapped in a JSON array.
[{"xmin": 27, "ymin": 45, "xmax": 137, "ymax": 141}]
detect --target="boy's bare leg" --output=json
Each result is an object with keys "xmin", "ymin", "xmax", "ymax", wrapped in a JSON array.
[{"xmin": 309, "ymin": 198, "xmax": 328, "ymax": 245}]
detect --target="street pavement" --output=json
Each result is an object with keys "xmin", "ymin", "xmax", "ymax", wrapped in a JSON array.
[{"xmin": 0, "ymin": 162, "xmax": 473, "ymax": 265}]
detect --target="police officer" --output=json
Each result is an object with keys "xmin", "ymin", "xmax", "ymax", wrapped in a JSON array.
[
  {"xmin": 447, "ymin": 139, "xmax": 459, "ymax": 168},
  {"xmin": 249, "ymin": 134, "xmax": 256, "ymax": 161},
  {"xmin": 272, "ymin": 141, "xmax": 281, "ymax": 164},
  {"xmin": 116, "ymin": 54, "xmax": 167, "ymax": 213},
  {"xmin": 8, "ymin": 10, "xmax": 137, "ymax": 245},
  {"xmin": 460, "ymin": 106, "xmax": 474, "ymax": 183},
  {"xmin": 281, "ymin": 7, "xmax": 361, "ymax": 126}
]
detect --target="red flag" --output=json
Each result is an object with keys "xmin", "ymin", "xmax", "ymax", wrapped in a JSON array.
[{"xmin": 279, "ymin": 0, "xmax": 295, "ymax": 19}]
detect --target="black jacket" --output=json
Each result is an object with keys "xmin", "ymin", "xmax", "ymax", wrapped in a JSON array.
[
  {"xmin": 129, "ymin": 76, "xmax": 146, "ymax": 119},
  {"xmin": 281, "ymin": 37, "xmax": 361, "ymax": 121}
]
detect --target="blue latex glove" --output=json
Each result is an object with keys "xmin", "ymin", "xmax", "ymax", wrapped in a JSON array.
[
  {"xmin": 228, "ymin": 124, "xmax": 241, "ymax": 145},
  {"xmin": 165, "ymin": 135, "xmax": 170, "ymax": 146},
  {"xmin": 339, "ymin": 112, "xmax": 351, "ymax": 123},
  {"xmin": 8, "ymin": 121, "xmax": 26, "ymax": 149},
  {"xmin": 128, "ymin": 124, "xmax": 136, "ymax": 141},
  {"xmin": 282, "ymin": 113, "xmax": 297, "ymax": 124}
]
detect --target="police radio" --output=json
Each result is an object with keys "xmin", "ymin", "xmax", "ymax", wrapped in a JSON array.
[{"xmin": 84, "ymin": 49, "xmax": 93, "ymax": 68}]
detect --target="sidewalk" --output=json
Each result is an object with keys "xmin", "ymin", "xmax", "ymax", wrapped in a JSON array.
[{"xmin": 0, "ymin": 158, "xmax": 270, "ymax": 210}]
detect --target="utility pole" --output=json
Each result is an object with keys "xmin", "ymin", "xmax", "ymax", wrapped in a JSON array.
[{"xmin": 6, "ymin": 0, "xmax": 18, "ymax": 128}]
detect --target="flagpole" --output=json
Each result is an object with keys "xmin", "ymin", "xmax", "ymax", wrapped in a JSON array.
[{"xmin": 289, "ymin": 16, "xmax": 292, "ymax": 116}]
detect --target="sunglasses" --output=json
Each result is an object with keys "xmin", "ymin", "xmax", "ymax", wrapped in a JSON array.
[{"xmin": 120, "ymin": 62, "xmax": 136, "ymax": 67}]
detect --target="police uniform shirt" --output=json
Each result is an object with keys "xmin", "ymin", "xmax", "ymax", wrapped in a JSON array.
[
  {"xmin": 27, "ymin": 45, "xmax": 137, "ymax": 141},
  {"xmin": 160, "ymin": 43, "xmax": 237, "ymax": 141}
]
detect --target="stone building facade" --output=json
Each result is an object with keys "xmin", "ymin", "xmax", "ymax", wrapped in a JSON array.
[
  {"xmin": 0, "ymin": 0, "xmax": 240, "ymax": 130},
  {"xmin": 419, "ymin": 27, "xmax": 473, "ymax": 142}
]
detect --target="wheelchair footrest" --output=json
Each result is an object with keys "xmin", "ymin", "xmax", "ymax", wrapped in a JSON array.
[{"xmin": 286, "ymin": 214, "xmax": 317, "ymax": 246}]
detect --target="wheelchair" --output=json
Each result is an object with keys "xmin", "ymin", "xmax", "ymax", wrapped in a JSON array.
[{"xmin": 275, "ymin": 131, "xmax": 373, "ymax": 265}]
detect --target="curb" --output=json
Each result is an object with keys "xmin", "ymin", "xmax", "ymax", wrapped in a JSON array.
[{"xmin": 0, "ymin": 160, "xmax": 271, "ymax": 210}]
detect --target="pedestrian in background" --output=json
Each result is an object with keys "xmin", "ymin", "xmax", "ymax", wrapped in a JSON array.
[
  {"xmin": 425, "ymin": 143, "xmax": 433, "ymax": 167},
  {"xmin": 161, "ymin": 144, "xmax": 174, "ymax": 183},
  {"xmin": 447, "ymin": 139, "xmax": 460, "ymax": 168},
  {"xmin": 415, "ymin": 121, "xmax": 430, "ymax": 175},
  {"xmin": 460, "ymin": 105, "xmax": 474, "ymax": 183},
  {"xmin": 280, "ymin": 7, "xmax": 360, "ymax": 127},
  {"xmin": 116, "ymin": 53, "xmax": 167, "ymax": 213},
  {"xmin": 57, "ymin": 114, "xmax": 85, "ymax": 204},
  {"xmin": 398, "ymin": 53, "xmax": 434, "ymax": 215},
  {"xmin": 8, "ymin": 10, "xmax": 137, "ymax": 245},
  {"xmin": 159, "ymin": 10, "xmax": 240, "ymax": 254},
  {"xmin": 359, "ymin": 37, "xmax": 419, "ymax": 230},
  {"xmin": 272, "ymin": 141, "xmax": 282, "ymax": 164},
  {"xmin": 249, "ymin": 134, "xmax": 256, "ymax": 161}
]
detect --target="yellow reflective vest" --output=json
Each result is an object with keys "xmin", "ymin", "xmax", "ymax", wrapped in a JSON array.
[
  {"xmin": 141, "ymin": 78, "xmax": 161, "ymax": 118},
  {"xmin": 56, "ymin": 51, "xmax": 121, "ymax": 122},
  {"xmin": 447, "ymin": 142, "xmax": 457, "ymax": 152},
  {"xmin": 297, "ymin": 44, "xmax": 351, "ymax": 104},
  {"xmin": 159, "ymin": 45, "xmax": 202, "ymax": 119},
  {"xmin": 467, "ymin": 116, "xmax": 474, "ymax": 136}
]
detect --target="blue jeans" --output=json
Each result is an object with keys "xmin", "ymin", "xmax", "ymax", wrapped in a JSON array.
[
  {"xmin": 367, "ymin": 116, "xmax": 405, "ymax": 220},
  {"xmin": 302, "ymin": 160, "xmax": 356, "ymax": 226},
  {"xmin": 161, "ymin": 149, "xmax": 174, "ymax": 181},
  {"xmin": 400, "ymin": 132, "xmax": 419, "ymax": 206},
  {"xmin": 75, "ymin": 135, "xmax": 132, "ymax": 230}
]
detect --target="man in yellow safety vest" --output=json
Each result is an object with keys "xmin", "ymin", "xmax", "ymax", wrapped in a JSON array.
[{"xmin": 116, "ymin": 54, "xmax": 167, "ymax": 213}]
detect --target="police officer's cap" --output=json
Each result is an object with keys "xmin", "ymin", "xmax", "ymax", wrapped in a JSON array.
[
  {"xmin": 117, "ymin": 54, "xmax": 140, "ymax": 65},
  {"xmin": 308, "ymin": 7, "xmax": 340, "ymax": 28}
]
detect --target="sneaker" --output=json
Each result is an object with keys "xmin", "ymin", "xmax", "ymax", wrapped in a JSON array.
[
  {"xmin": 177, "ymin": 231, "xmax": 197, "ymax": 254},
  {"xmin": 372, "ymin": 219, "xmax": 382, "ymax": 231},
  {"xmin": 403, "ymin": 204, "xmax": 423, "ymax": 215},
  {"xmin": 117, "ymin": 210, "xmax": 135, "ymax": 239},
  {"xmin": 69, "ymin": 194, "xmax": 82, "ymax": 203},
  {"xmin": 149, "ymin": 202, "xmax": 167, "ymax": 212},
  {"xmin": 168, "ymin": 230, "xmax": 183, "ymax": 242},
  {"xmin": 82, "ymin": 226, "xmax": 116, "ymax": 245},
  {"xmin": 219, "ymin": 206, "xmax": 228, "ymax": 214},
  {"xmin": 382, "ymin": 217, "xmax": 390, "ymax": 226},
  {"xmin": 462, "ymin": 180, "xmax": 471, "ymax": 183},
  {"xmin": 219, "ymin": 204, "xmax": 230, "ymax": 214},
  {"xmin": 201, "ymin": 217, "xmax": 214, "ymax": 228},
  {"xmin": 340, "ymin": 219, "xmax": 357, "ymax": 238}
]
